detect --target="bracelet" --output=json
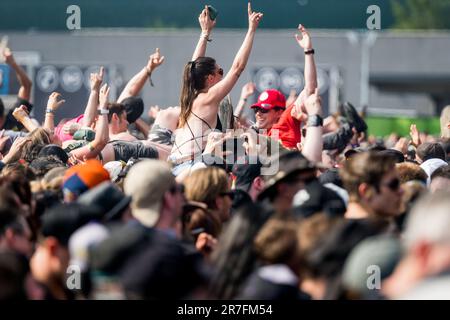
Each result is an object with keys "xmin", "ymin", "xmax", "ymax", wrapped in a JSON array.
[
  {"xmin": 306, "ymin": 114, "xmax": 323, "ymax": 127},
  {"xmin": 145, "ymin": 66, "xmax": 154, "ymax": 87},
  {"xmin": 46, "ymin": 108, "xmax": 54, "ymax": 114},
  {"xmin": 98, "ymin": 109, "xmax": 109, "ymax": 115},
  {"xmin": 201, "ymin": 32, "xmax": 212, "ymax": 42},
  {"xmin": 304, "ymin": 48, "xmax": 315, "ymax": 55}
]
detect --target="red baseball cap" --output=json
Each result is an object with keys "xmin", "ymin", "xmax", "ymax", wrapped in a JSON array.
[{"xmin": 251, "ymin": 89, "xmax": 286, "ymax": 110}]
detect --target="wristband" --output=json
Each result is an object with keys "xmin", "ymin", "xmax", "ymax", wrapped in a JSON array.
[
  {"xmin": 304, "ymin": 49, "xmax": 315, "ymax": 55},
  {"xmin": 201, "ymin": 32, "xmax": 212, "ymax": 42},
  {"xmin": 306, "ymin": 114, "xmax": 323, "ymax": 127},
  {"xmin": 98, "ymin": 109, "xmax": 109, "ymax": 115},
  {"xmin": 145, "ymin": 66, "xmax": 154, "ymax": 87},
  {"xmin": 46, "ymin": 108, "xmax": 54, "ymax": 114},
  {"xmin": 87, "ymin": 142, "xmax": 95, "ymax": 151}
]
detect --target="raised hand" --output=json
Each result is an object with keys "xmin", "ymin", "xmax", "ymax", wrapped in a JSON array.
[
  {"xmin": 90, "ymin": 66, "xmax": 104, "ymax": 91},
  {"xmin": 147, "ymin": 48, "xmax": 165, "ymax": 73},
  {"xmin": 47, "ymin": 92, "xmax": 65, "ymax": 111},
  {"xmin": 199, "ymin": 5, "xmax": 216, "ymax": 36},
  {"xmin": 248, "ymin": 2, "xmax": 263, "ymax": 31},
  {"xmin": 12, "ymin": 105, "xmax": 29, "ymax": 121},
  {"xmin": 409, "ymin": 124, "xmax": 421, "ymax": 147},
  {"xmin": 99, "ymin": 83, "xmax": 110, "ymax": 108},
  {"xmin": 295, "ymin": 24, "xmax": 312, "ymax": 51},
  {"xmin": 240, "ymin": 82, "xmax": 255, "ymax": 100},
  {"xmin": 394, "ymin": 137, "xmax": 409, "ymax": 155},
  {"xmin": 2, "ymin": 136, "xmax": 28, "ymax": 164},
  {"xmin": 2, "ymin": 47, "xmax": 15, "ymax": 65},
  {"xmin": 290, "ymin": 103, "xmax": 308, "ymax": 122}
]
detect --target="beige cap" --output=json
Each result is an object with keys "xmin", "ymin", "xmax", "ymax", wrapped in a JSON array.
[{"xmin": 124, "ymin": 159, "xmax": 175, "ymax": 227}]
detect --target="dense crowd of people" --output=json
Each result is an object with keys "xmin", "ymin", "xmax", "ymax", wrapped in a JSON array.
[{"xmin": 1, "ymin": 4, "xmax": 450, "ymax": 300}]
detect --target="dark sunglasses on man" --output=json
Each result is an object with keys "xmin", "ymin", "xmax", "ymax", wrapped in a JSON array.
[{"xmin": 253, "ymin": 107, "xmax": 284, "ymax": 114}]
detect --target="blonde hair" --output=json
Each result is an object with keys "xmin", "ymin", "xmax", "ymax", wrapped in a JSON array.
[{"xmin": 183, "ymin": 167, "xmax": 229, "ymax": 209}]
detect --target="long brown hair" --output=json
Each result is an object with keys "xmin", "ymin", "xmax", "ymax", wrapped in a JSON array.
[{"xmin": 179, "ymin": 57, "xmax": 217, "ymax": 127}]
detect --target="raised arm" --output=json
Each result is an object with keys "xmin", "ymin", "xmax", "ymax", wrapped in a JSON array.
[
  {"xmin": 192, "ymin": 6, "xmax": 216, "ymax": 61},
  {"xmin": 301, "ymin": 89, "xmax": 323, "ymax": 163},
  {"xmin": 295, "ymin": 25, "xmax": 317, "ymax": 94},
  {"xmin": 70, "ymin": 84, "xmax": 110, "ymax": 160},
  {"xmin": 82, "ymin": 67, "xmax": 104, "ymax": 127},
  {"xmin": 291, "ymin": 25, "xmax": 318, "ymax": 121},
  {"xmin": 12, "ymin": 106, "xmax": 38, "ymax": 132},
  {"xmin": 117, "ymin": 49, "xmax": 165, "ymax": 103},
  {"xmin": 3, "ymin": 48, "xmax": 32, "ymax": 102},
  {"xmin": 234, "ymin": 82, "xmax": 255, "ymax": 117},
  {"xmin": 206, "ymin": 3, "xmax": 263, "ymax": 104},
  {"xmin": 43, "ymin": 92, "xmax": 65, "ymax": 133}
]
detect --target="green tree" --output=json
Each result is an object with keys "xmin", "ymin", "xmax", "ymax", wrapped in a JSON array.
[{"xmin": 392, "ymin": 0, "xmax": 450, "ymax": 29}]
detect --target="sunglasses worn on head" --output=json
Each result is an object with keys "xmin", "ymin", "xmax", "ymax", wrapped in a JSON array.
[{"xmin": 381, "ymin": 178, "xmax": 400, "ymax": 191}]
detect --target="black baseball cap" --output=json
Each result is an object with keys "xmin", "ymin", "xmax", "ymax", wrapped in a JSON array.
[
  {"xmin": 232, "ymin": 156, "xmax": 262, "ymax": 192},
  {"xmin": 121, "ymin": 97, "xmax": 144, "ymax": 124},
  {"xmin": 38, "ymin": 144, "xmax": 69, "ymax": 164},
  {"xmin": 77, "ymin": 181, "xmax": 131, "ymax": 222},
  {"xmin": 378, "ymin": 149, "xmax": 405, "ymax": 163},
  {"xmin": 292, "ymin": 179, "xmax": 346, "ymax": 218},
  {"xmin": 41, "ymin": 203, "xmax": 102, "ymax": 246}
]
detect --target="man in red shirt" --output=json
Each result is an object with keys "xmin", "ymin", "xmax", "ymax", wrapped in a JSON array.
[
  {"xmin": 247, "ymin": 24, "xmax": 316, "ymax": 150},
  {"xmin": 250, "ymin": 89, "xmax": 301, "ymax": 149}
]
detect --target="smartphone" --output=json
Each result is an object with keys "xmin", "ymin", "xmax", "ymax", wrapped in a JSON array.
[{"xmin": 207, "ymin": 5, "xmax": 218, "ymax": 21}]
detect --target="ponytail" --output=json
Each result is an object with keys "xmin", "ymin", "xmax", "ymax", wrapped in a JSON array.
[
  {"xmin": 179, "ymin": 57, "xmax": 217, "ymax": 128},
  {"xmin": 179, "ymin": 61, "xmax": 197, "ymax": 128}
]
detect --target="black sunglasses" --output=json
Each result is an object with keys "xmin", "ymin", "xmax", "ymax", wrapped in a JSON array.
[
  {"xmin": 381, "ymin": 178, "xmax": 400, "ymax": 191},
  {"xmin": 253, "ymin": 107, "xmax": 284, "ymax": 114},
  {"xmin": 253, "ymin": 107, "xmax": 270, "ymax": 114}
]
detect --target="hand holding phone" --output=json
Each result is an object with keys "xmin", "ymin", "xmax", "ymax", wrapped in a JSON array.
[{"xmin": 207, "ymin": 5, "xmax": 218, "ymax": 21}]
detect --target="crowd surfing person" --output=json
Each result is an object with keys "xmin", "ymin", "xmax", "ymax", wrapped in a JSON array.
[
  {"xmin": 0, "ymin": 2, "xmax": 449, "ymax": 300},
  {"xmin": 170, "ymin": 3, "xmax": 263, "ymax": 175}
]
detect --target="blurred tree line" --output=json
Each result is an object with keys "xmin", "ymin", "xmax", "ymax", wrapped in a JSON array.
[{"xmin": 392, "ymin": 0, "xmax": 450, "ymax": 29}]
